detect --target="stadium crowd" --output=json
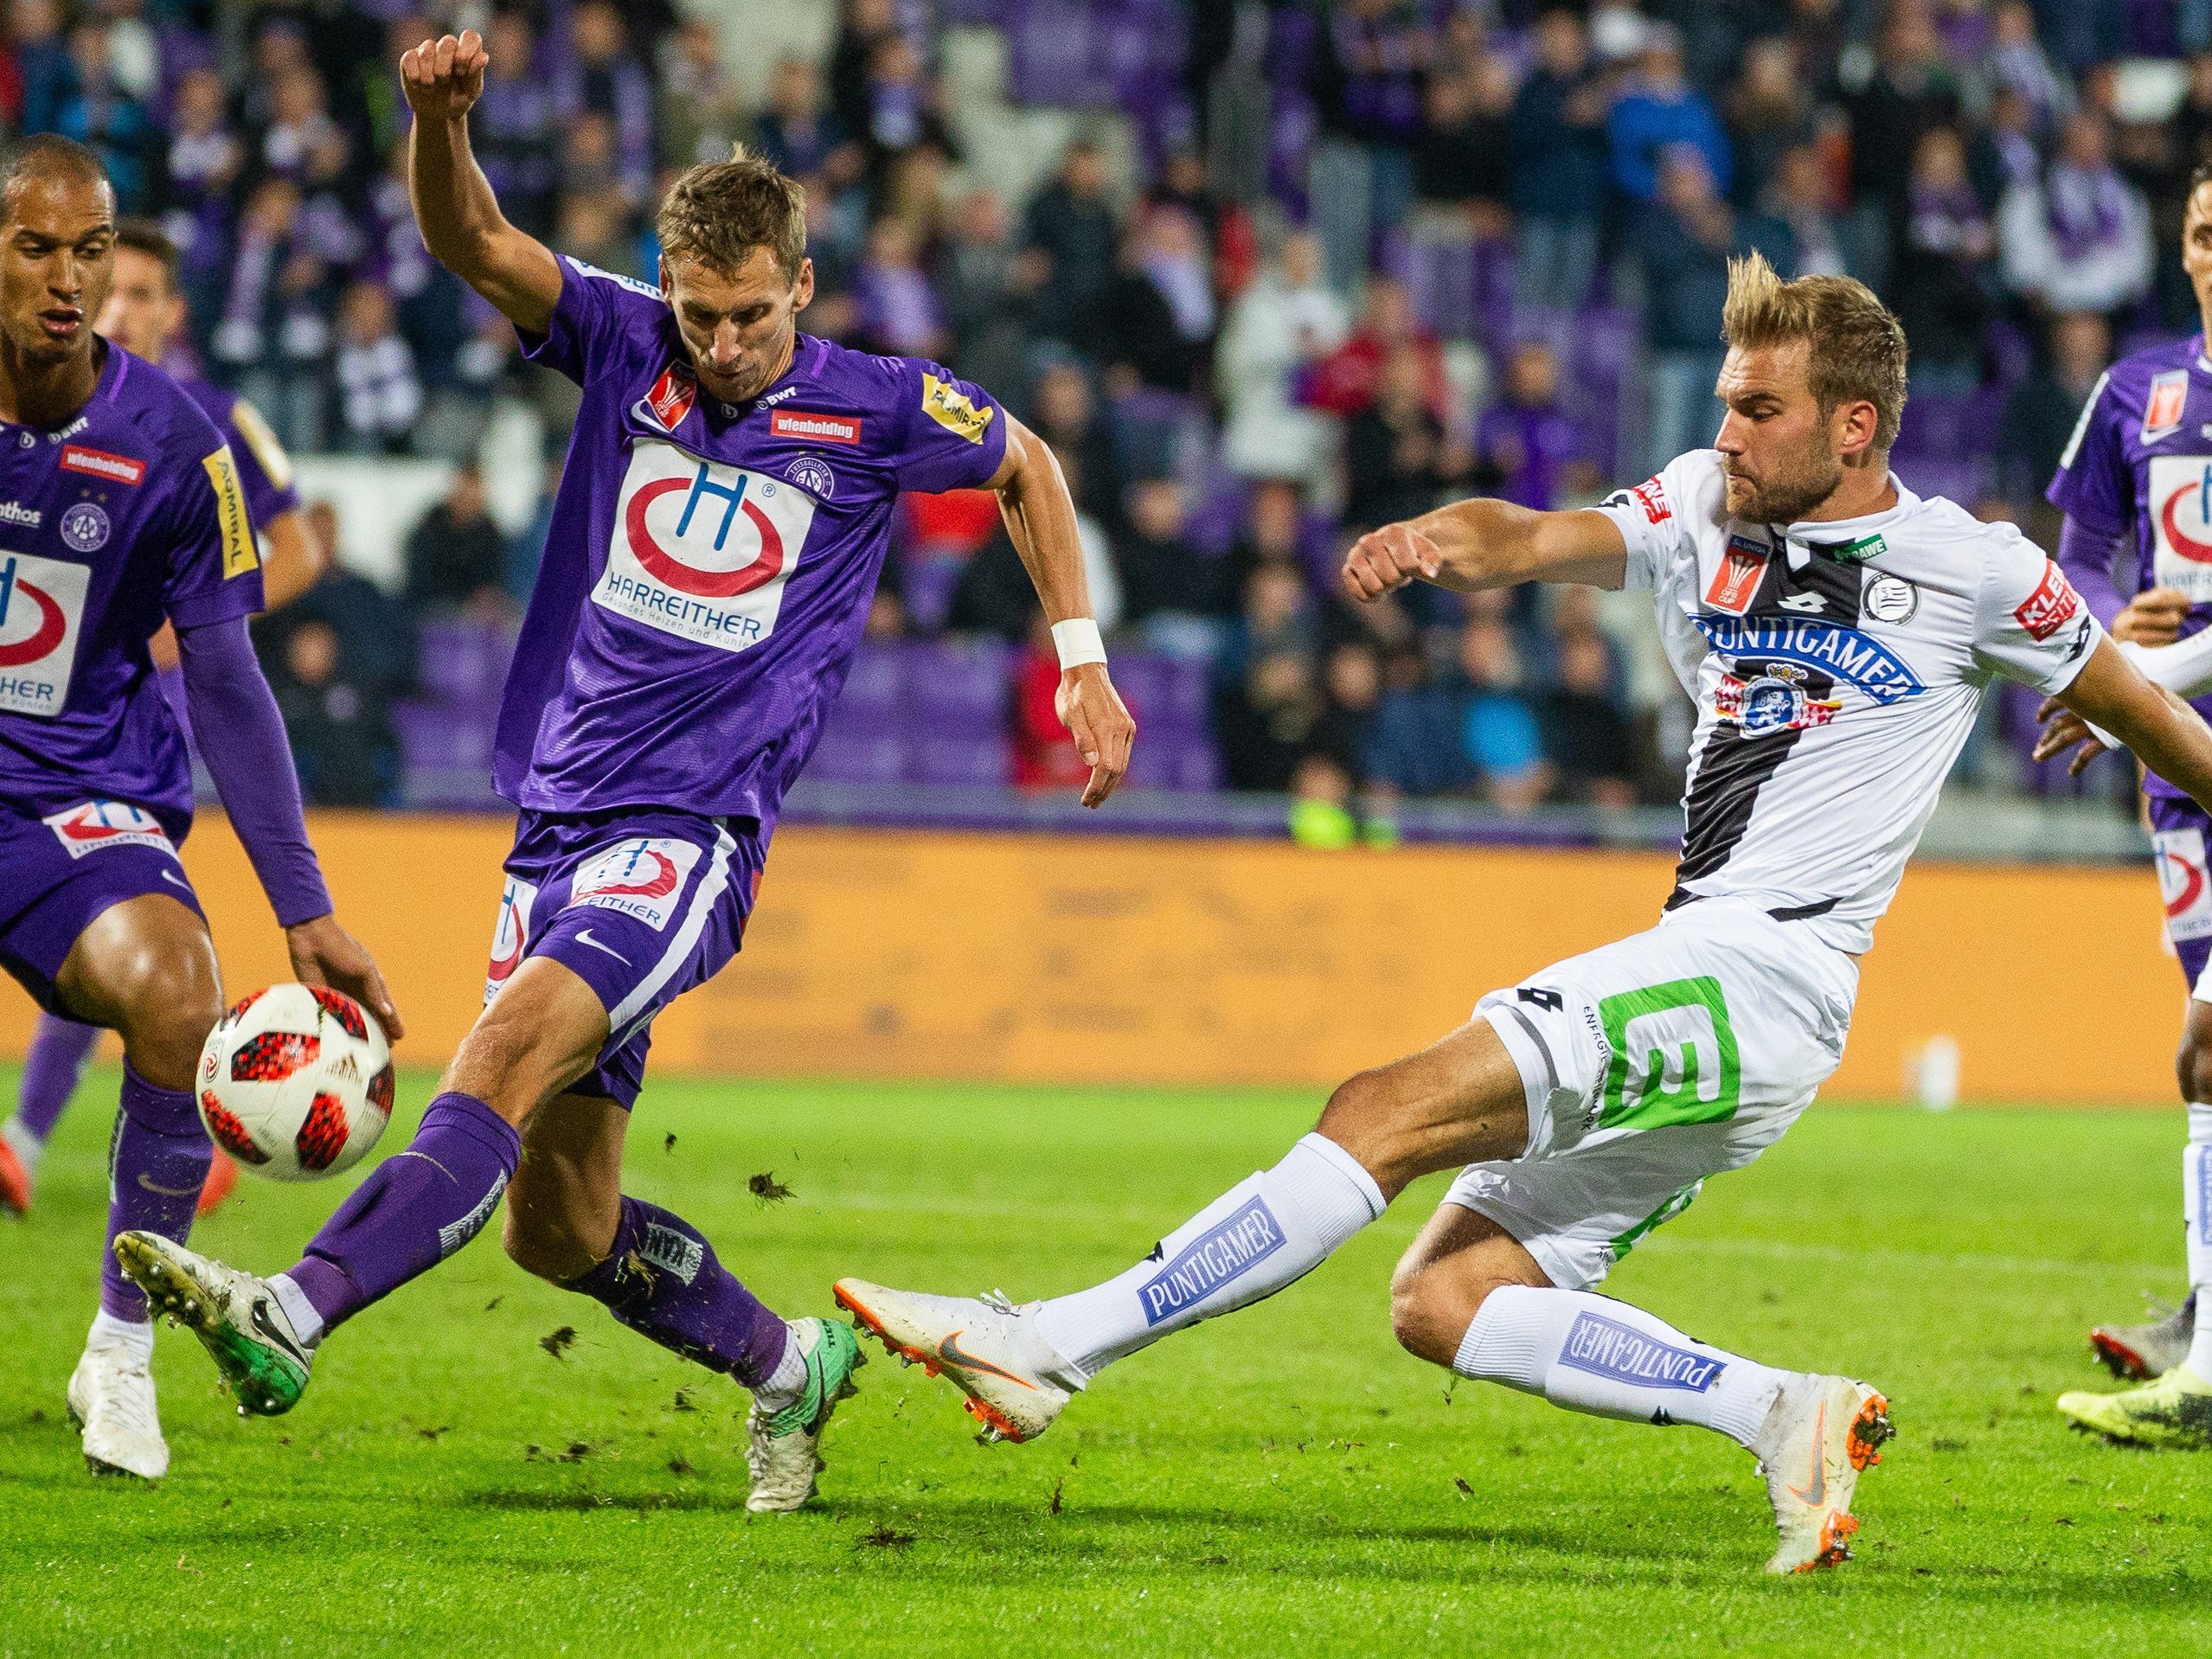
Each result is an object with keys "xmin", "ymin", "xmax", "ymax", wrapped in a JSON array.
[{"xmin": 31, "ymin": 0, "xmax": 2212, "ymax": 820}]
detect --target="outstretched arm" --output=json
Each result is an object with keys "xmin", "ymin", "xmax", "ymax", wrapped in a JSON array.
[
  {"xmin": 1340, "ymin": 499, "xmax": 1628, "ymax": 603},
  {"xmin": 401, "ymin": 30, "xmax": 561, "ymax": 335},
  {"xmin": 987, "ymin": 416, "xmax": 1135, "ymax": 807}
]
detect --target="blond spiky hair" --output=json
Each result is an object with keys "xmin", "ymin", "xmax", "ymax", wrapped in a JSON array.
[{"xmin": 1721, "ymin": 251, "xmax": 1909, "ymax": 453}]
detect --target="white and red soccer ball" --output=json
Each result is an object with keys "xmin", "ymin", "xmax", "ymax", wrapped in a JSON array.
[{"xmin": 195, "ymin": 983, "xmax": 394, "ymax": 1181}]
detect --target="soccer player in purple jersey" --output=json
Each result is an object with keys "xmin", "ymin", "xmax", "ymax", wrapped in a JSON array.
[
  {"xmin": 0, "ymin": 218, "xmax": 326, "ymax": 1220},
  {"xmin": 119, "ymin": 31, "xmax": 1135, "ymax": 1512},
  {"xmin": 0, "ymin": 136, "xmax": 395, "ymax": 1481},
  {"xmin": 2037, "ymin": 160, "xmax": 2212, "ymax": 1444}
]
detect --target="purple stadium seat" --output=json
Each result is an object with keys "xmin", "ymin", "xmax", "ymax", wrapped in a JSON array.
[
  {"xmin": 807, "ymin": 726, "xmax": 907, "ymax": 787},
  {"xmin": 1106, "ymin": 654, "xmax": 1171, "ymax": 732},
  {"xmin": 904, "ymin": 638, "xmax": 1010, "ymax": 732},
  {"xmin": 838, "ymin": 644, "xmax": 907, "ymax": 716},
  {"xmin": 416, "ymin": 618, "xmax": 508, "ymax": 705},
  {"xmin": 901, "ymin": 553, "xmax": 966, "ymax": 637},
  {"xmin": 1899, "ymin": 393, "xmax": 1974, "ymax": 461},
  {"xmin": 911, "ymin": 735, "xmax": 1011, "ymax": 788}
]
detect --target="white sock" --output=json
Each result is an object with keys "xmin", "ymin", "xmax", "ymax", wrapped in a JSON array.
[
  {"xmin": 1033, "ymin": 1133, "xmax": 1387, "ymax": 1380},
  {"xmin": 1453, "ymin": 1284, "xmax": 1792, "ymax": 1449},
  {"xmin": 752, "ymin": 1321, "xmax": 811, "ymax": 1410},
  {"xmin": 88, "ymin": 1308, "xmax": 153, "ymax": 1360},
  {"xmin": 267, "ymin": 1271, "xmax": 325, "ymax": 1348},
  {"xmin": 2187, "ymin": 1104, "xmax": 2212, "ymax": 1379},
  {"xmin": 3, "ymin": 1117, "xmax": 41, "ymax": 1180}
]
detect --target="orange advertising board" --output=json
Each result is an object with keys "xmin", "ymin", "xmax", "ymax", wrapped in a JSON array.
[{"xmin": 0, "ymin": 815, "xmax": 2182, "ymax": 1107}]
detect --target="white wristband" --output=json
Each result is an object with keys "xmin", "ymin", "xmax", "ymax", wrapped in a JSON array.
[{"xmin": 1051, "ymin": 618, "xmax": 1106, "ymax": 670}]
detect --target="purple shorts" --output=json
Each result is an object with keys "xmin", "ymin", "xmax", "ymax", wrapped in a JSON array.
[
  {"xmin": 2151, "ymin": 794, "xmax": 2212, "ymax": 995},
  {"xmin": 480, "ymin": 807, "xmax": 765, "ymax": 1108},
  {"xmin": 0, "ymin": 798, "xmax": 204, "ymax": 1014}
]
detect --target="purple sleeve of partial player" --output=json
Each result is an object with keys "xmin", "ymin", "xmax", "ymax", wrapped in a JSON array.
[
  {"xmin": 2055, "ymin": 514, "xmax": 2129, "ymax": 630},
  {"xmin": 176, "ymin": 616, "xmax": 332, "ymax": 927},
  {"xmin": 2045, "ymin": 371, "xmax": 2130, "ymax": 541}
]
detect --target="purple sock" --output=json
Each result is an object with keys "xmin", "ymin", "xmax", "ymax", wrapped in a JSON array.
[
  {"xmin": 285, "ymin": 1092, "xmax": 518, "ymax": 1335},
  {"xmin": 563, "ymin": 1196, "xmax": 790, "ymax": 1385},
  {"xmin": 15, "ymin": 1014, "xmax": 102, "ymax": 1145},
  {"xmin": 102, "ymin": 1065, "xmax": 213, "ymax": 1322}
]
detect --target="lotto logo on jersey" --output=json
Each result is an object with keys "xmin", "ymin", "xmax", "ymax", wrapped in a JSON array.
[
  {"xmin": 2154, "ymin": 828, "xmax": 2212, "ymax": 945},
  {"xmin": 483, "ymin": 875, "xmax": 538, "ymax": 1008},
  {"xmin": 594, "ymin": 439, "xmax": 817, "ymax": 654},
  {"xmin": 2147, "ymin": 456, "xmax": 2212, "ymax": 600},
  {"xmin": 2011, "ymin": 560, "xmax": 2082, "ymax": 641},
  {"xmin": 571, "ymin": 836, "xmax": 702, "ymax": 930},
  {"xmin": 42, "ymin": 799, "xmax": 174, "ymax": 858},
  {"xmin": 0, "ymin": 550, "xmax": 89, "ymax": 717}
]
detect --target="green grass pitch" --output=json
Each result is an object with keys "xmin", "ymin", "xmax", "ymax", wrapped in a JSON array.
[{"xmin": 2, "ymin": 1066, "xmax": 2209, "ymax": 1655}]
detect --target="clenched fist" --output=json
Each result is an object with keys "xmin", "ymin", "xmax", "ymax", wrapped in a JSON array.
[
  {"xmin": 400, "ymin": 30, "xmax": 490, "ymax": 122},
  {"xmin": 1341, "ymin": 522, "xmax": 1443, "ymax": 603}
]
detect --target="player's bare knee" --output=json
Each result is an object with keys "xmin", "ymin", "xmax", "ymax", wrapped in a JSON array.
[
  {"xmin": 111, "ymin": 951, "xmax": 221, "ymax": 1087},
  {"xmin": 1387, "ymin": 1257, "xmax": 1472, "ymax": 1367},
  {"xmin": 502, "ymin": 1206, "xmax": 598, "ymax": 1283},
  {"xmin": 2180, "ymin": 1030, "xmax": 2212, "ymax": 1105}
]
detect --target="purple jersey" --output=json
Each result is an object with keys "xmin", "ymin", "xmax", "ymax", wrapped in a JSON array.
[
  {"xmin": 178, "ymin": 376, "xmax": 301, "ymax": 533},
  {"xmin": 2047, "ymin": 331, "xmax": 2212, "ymax": 798},
  {"xmin": 503, "ymin": 258, "xmax": 1009, "ymax": 824},
  {"xmin": 0, "ymin": 344, "xmax": 262, "ymax": 834}
]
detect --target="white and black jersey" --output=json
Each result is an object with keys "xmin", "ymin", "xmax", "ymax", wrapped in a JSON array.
[{"xmin": 1595, "ymin": 449, "xmax": 2102, "ymax": 953}]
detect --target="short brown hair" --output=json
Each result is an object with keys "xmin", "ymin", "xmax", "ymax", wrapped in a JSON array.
[
  {"xmin": 1721, "ymin": 251, "xmax": 1909, "ymax": 452},
  {"xmin": 113, "ymin": 216, "xmax": 179, "ymax": 290},
  {"xmin": 656, "ymin": 144, "xmax": 806, "ymax": 281}
]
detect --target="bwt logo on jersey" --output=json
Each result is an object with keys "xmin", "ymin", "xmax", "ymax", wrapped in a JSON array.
[
  {"xmin": 571, "ymin": 836, "xmax": 702, "ymax": 930},
  {"xmin": 594, "ymin": 439, "xmax": 817, "ymax": 654},
  {"xmin": 0, "ymin": 550, "xmax": 90, "ymax": 717},
  {"xmin": 1556, "ymin": 1311, "xmax": 1723, "ymax": 1393},
  {"xmin": 1137, "ymin": 1195, "xmax": 1286, "ymax": 1327},
  {"xmin": 2147, "ymin": 456, "xmax": 2212, "ymax": 600},
  {"xmin": 1692, "ymin": 615, "xmax": 1924, "ymax": 705},
  {"xmin": 42, "ymin": 799, "xmax": 175, "ymax": 859},
  {"xmin": 482, "ymin": 875, "xmax": 538, "ymax": 1008}
]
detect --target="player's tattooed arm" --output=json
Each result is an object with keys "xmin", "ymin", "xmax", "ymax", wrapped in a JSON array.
[
  {"xmin": 988, "ymin": 416, "xmax": 1135, "ymax": 808},
  {"xmin": 1341, "ymin": 500, "xmax": 1629, "ymax": 602},
  {"xmin": 2036, "ymin": 638, "xmax": 2212, "ymax": 802},
  {"xmin": 400, "ymin": 29, "xmax": 561, "ymax": 335}
]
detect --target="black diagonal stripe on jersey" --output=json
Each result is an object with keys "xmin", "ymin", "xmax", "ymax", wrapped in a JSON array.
[
  {"xmin": 1741, "ymin": 540, "xmax": 1863, "ymax": 625},
  {"xmin": 1670, "ymin": 718, "xmax": 1807, "ymax": 889}
]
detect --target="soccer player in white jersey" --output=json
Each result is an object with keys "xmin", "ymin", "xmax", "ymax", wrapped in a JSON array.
[{"xmin": 836, "ymin": 254, "xmax": 2212, "ymax": 1573}]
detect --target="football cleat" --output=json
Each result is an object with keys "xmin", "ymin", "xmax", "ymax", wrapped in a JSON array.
[
  {"xmin": 67, "ymin": 1338, "xmax": 168, "ymax": 1480},
  {"xmin": 1754, "ymin": 1374, "xmax": 1894, "ymax": 1574},
  {"xmin": 2089, "ymin": 1292, "xmax": 2196, "ymax": 1382},
  {"xmin": 194, "ymin": 1151, "xmax": 240, "ymax": 1218},
  {"xmin": 833, "ymin": 1278, "xmax": 1074, "ymax": 1444},
  {"xmin": 744, "ymin": 1317, "xmax": 865, "ymax": 1513},
  {"xmin": 113, "ymin": 1231, "xmax": 312, "ymax": 1416},
  {"xmin": 2057, "ymin": 1363, "xmax": 2212, "ymax": 1449},
  {"xmin": 0, "ymin": 1135, "xmax": 29, "ymax": 1216}
]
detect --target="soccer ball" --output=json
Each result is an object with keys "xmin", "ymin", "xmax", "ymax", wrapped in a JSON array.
[{"xmin": 195, "ymin": 983, "xmax": 394, "ymax": 1181}]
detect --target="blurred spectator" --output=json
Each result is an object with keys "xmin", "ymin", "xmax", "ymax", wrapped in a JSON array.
[
  {"xmin": 2000, "ymin": 311, "xmax": 2112, "ymax": 522},
  {"xmin": 1310, "ymin": 639, "xmax": 1384, "ymax": 784},
  {"xmin": 271, "ymin": 619, "xmax": 401, "ymax": 808},
  {"xmin": 658, "ymin": 19, "xmax": 744, "ymax": 170},
  {"xmin": 1369, "ymin": 643, "xmax": 1471, "ymax": 797},
  {"xmin": 1761, "ymin": 144, "xmax": 1849, "ymax": 279},
  {"xmin": 2000, "ymin": 113, "xmax": 2156, "ymax": 317},
  {"xmin": 1217, "ymin": 227, "xmax": 1347, "ymax": 481},
  {"xmin": 1983, "ymin": 0, "xmax": 2068, "ymax": 133},
  {"xmin": 1726, "ymin": 36, "xmax": 1817, "ymax": 211},
  {"xmin": 1640, "ymin": 151, "xmax": 1749, "ymax": 473},
  {"xmin": 1230, "ymin": 477, "xmax": 1311, "ymax": 588},
  {"xmin": 1021, "ymin": 139, "xmax": 1119, "ymax": 353},
  {"xmin": 1897, "ymin": 128, "xmax": 1996, "ymax": 394},
  {"xmin": 258, "ymin": 61, "xmax": 337, "ymax": 185},
  {"xmin": 934, "ymin": 189, "xmax": 1028, "ymax": 399},
  {"xmin": 556, "ymin": 1, "xmax": 655, "ymax": 208},
  {"xmin": 1304, "ymin": 277, "xmax": 1442, "ymax": 421},
  {"xmin": 274, "ymin": 503, "xmax": 420, "ymax": 705},
  {"xmin": 213, "ymin": 177, "xmax": 332, "ymax": 450},
  {"xmin": 854, "ymin": 31, "xmax": 958, "ymax": 193},
  {"xmin": 1307, "ymin": 0, "xmax": 1433, "ymax": 293},
  {"xmin": 856, "ymin": 217, "xmax": 946, "ymax": 359},
  {"xmin": 1478, "ymin": 342, "xmax": 1583, "ymax": 511},
  {"xmin": 1097, "ymin": 211, "xmax": 1209, "ymax": 394},
  {"xmin": 14, "ymin": 0, "xmax": 71, "ymax": 138},
  {"xmin": 1218, "ymin": 649, "xmax": 1323, "ymax": 791},
  {"xmin": 1608, "ymin": 26, "xmax": 1732, "ymax": 208},
  {"xmin": 1286, "ymin": 753, "xmax": 1362, "ymax": 847},
  {"xmin": 755, "ymin": 56, "xmax": 851, "ymax": 182},
  {"xmin": 1029, "ymin": 363, "xmax": 1123, "ymax": 528},
  {"xmin": 57, "ymin": 20, "xmax": 150, "ymax": 209},
  {"xmin": 1347, "ymin": 343, "xmax": 1453, "ymax": 528},
  {"xmin": 1511, "ymin": 8, "xmax": 1609, "ymax": 311},
  {"xmin": 1458, "ymin": 619, "xmax": 1552, "ymax": 811},
  {"xmin": 475, "ymin": 12, "xmax": 559, "ymax": 238},
  {"xmin": 1844, "ymin": 8, "xmax": 1964, "ymax": 289},
  {"xmin": 404, "ymin": 464, "xmax": 509, "ymax": 621},
  {"xmin": 1542, "ymin": 631, "xmax": 1640, "ymax": 807},
  {"xmin": 505, "ymin": 456, "xmax": 564, "ymax": 609},
  {"xmin": 1411, "ymin": 58, "xmax": 1512, "ymax": 227},
  {"xmin": 331, "ymin": 280, "xmax": 422, "ymax": 455},
  {"xmin": 1116, "ymin": 477, "xmax": 1228, "ymax": 654}
]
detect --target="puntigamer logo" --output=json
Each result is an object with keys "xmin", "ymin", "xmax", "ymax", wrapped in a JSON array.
[
  {"xmin": 1692, "ymin": 615, "xmax": 1924, "ymax": 704},
  {"xmin": 1138, "ymin": 1196, "xmax": 1287, "ymax": 1326},
  {"xmin": 1556, "ymin": 1311, "xmax": 1724, "ymax": 1393}
]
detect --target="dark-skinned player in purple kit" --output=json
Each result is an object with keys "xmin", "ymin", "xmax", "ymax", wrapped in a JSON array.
[
  {"xmin": 0, "ymin": 136, "xmax": 397, "ymax": 1482},
  {"xmin": 119, "ymin": 31, "xmax": 1135, "ymax": 1513}
]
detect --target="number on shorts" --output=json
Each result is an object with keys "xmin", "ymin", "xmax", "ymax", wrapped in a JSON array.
[
  {"xmin": 1596, "ymin": 975, "xmax": 1740, "ymax": 1131},
  {"xmin": 1610, "ymin": 1179, "xmax": 1703, "ymax": 1260}
]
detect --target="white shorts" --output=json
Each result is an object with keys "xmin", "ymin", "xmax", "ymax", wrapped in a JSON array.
[{"xmin": 1442, "ymin": 898, "xmax": 1860, "ymax": 1292}]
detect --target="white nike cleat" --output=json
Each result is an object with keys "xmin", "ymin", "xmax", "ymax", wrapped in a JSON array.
[
  {"xmin": 833, "ymin": 1278, "xmax": 1074, "ymax": 1443},
  {"xmin": 1753, "ymin": 1374, "xmax": 1894, "ymax": 1574},
  {"xmin": 67, "ymin": 1340, "xmax": 169, "ymax": 1480}
]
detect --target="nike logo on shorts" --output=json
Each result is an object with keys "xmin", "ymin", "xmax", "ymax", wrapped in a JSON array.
[
  {"xmin": 574, "ymin": 928, "xmax": 631, "ymax": 965},
  {"xmin": 160, "ymin": 868, "xmax": 189, "ymax": 891}
]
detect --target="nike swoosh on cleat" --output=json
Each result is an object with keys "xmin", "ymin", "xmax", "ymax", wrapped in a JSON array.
[
  {"xmin": 1786, "ymin": 1401, "xmax": 1828, "ymax": 1505},
  {"xmin": 248, "ymin": 1297, "xmax": 309, "ymax": 1369},
  {"xmin": 936, "ymin": 1331, "xmax": 1036, "ymax": 1390},
  {"xmin": 573, "ymin": 928, "xmax": 631, "ymax": 965}
]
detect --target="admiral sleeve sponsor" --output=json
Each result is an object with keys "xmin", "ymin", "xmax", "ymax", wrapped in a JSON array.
[
  {"xmin": 202, "ymin": 446, "xmax": 259, "ymax": 579},
  {"xmin": 920, "ymin": 372, "xmax": 993, "ymax": 445}
]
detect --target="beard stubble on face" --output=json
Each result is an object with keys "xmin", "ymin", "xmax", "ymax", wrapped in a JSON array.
[{"xmin": 1727, "ymin": 443, "xmax": 1843, "ymax": 525}]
